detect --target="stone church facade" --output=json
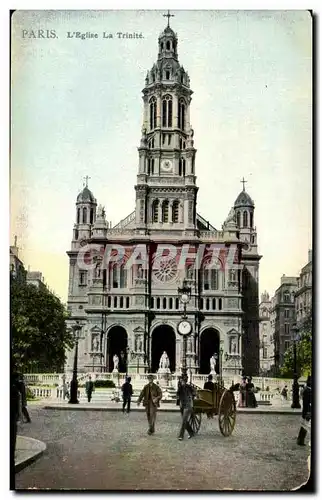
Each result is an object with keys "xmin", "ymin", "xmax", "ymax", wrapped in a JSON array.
[{"xmin": 65, "ymin": 21, "xmax": 261, "ymax": 377}]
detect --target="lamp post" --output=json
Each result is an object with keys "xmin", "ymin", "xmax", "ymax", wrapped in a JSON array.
[
  {"xmin": 177, "ymin": 283, "xmax": 192, "ymax": 376},
  {"xmin": 291, "ymin": 324, "xmax": 301, "ymax": 409},
  {"xmin": 219, "ymin": 347, "xmax": 224, "ymax": 385},
  {"xmin": 68, "ymin": 322, "xmax": 82, "ymax": 404}
]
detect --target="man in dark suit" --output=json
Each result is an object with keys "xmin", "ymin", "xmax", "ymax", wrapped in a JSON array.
[
  {"xmin": 137, "ymin": 374, "xmax": 162, "ymax": 435},
  {"xmin": 121, "ymin": 376, "xmax": 133, "ymax": 413},
  {"xmin": 204, "ymin": 374, "xmax": 215, "ymax": 391},
  {"xmin": 85, "ymin": 376, "xmax": 94, "ymax": 403},
  {"xmin": 177, "ymin": 374, "xmax": 196, "ymax": 440},
  {"xmin": 297, "ymin": 375, "xmax": 311, "ymax": 446}
]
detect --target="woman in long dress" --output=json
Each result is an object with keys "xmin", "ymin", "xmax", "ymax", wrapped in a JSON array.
[
  {"xmin": 246, "ymin": 377, "xmax": 258, "ymax": 408},
  {"xmin": 238, "ymin": 377, "xmax": 247, "ymax": 407}
]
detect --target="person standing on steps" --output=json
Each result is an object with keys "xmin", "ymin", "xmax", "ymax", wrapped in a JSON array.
[
  {"xmin": 137, "ymin": 374, "xmax": 162, "ymax": 435},
  {"xmin": 85, "ymin": 375, "xmax": 94, "ymax": 403},
  {"xmin": 297, "ymin": 375, "xmax": 311, "ymax": 446},
  {"xmin": 121, "ymin": 376, "xmax": 133, "ymax": 413},
  {"xmin": 177, "ymin": 374, "xmax": 196, "ymax": 440}
]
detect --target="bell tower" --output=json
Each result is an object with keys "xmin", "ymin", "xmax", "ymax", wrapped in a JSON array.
[{"xmin": 134, "ymin": 12, "xmax": 198, "ymax": 233}]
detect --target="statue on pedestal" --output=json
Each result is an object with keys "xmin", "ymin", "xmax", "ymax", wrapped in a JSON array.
[
  {"xmin": 112, "ymin": 354, "xmax": 119, "ymax": 372},
  {"xmin": 210, "ymin": 354, "xmax": 217, "ymax": 375},
  {"xmin": 158, "ymin": 351, "xmax": 170, "ymax": 374}
]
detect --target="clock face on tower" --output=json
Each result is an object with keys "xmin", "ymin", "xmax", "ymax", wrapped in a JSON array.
[
  {"xmin": 177, "ymin": 320, "xmax": 192, "ymax": 336},
  {"xmin": 161, "ymin": 159, "xmax": 173, "ymax": 173}
]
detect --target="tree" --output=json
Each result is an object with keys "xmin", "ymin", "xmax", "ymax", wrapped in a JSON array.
[
  {"xmin": 11, "ymin": 273, "xmax": 74, "ymax": 372},
  {"xmin": 280, "ymin": 309, "xmax": 312, "ymax": 378}
]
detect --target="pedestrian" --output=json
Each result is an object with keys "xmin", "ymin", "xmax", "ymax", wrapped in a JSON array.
[
  {"xmin": 281, "ymin": 385, "xmax": 288, "ymax": 402},
  {"xmin": 177, "ymin": 374, "xmax": 196, "ymax": 440},
  {"xmin": 85, "ymin": 375, "xmax": 94, "ymax": 403},
  {"xmin": 297, "ymin": 375, "xmax": 311, "ymax": 446},
  {"xmin": 18, "ymin": 373, "xmax": 31, "ymax": 423},
  {"xmin": 246, "ymin": 377, "xmax": 258, "ymax": 408},
  {"xmin": 237, "ymin": 376, "xmax": 247, "ymax": 408},
  {"xmin": 137, "ymin": 374, "xmax": 162, "ymax": 435},
  {"xmin": 121, "ymin": 376, "xmax": 133, "ymax": 413}
]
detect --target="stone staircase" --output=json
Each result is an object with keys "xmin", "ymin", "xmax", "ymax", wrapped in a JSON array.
[{"xmin": 78, "ymin": 385, "xmax": 178, "ymax": 404}]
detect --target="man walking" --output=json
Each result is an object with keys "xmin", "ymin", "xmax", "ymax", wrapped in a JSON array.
[
  {"xmin": 177, "ymin": 374, "xmax": 196, "ymax": 440},
  {"xmin": 137, "ymin": 374, "xmax": 162, "ymax": 435},
  {"xmin": 121, "ymin": 376, "xmax": 133, "ymax": 413},
  {"xmin": 85, "ymin": 376, "xmax": 94, "ymax": 403},
  {"xmin": 297, "ymin": 375, "xmax": 311, "ymax": 446}
]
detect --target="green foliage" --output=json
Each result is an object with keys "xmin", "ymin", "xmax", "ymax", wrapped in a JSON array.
[
  {"xmin": 94, "ymin": 379, "xmax": 116, "ymax": 388},
  {"xmin": 280, "ymin": 309, "xmax": 312, "ymax": 378},
  {"xmin": 26, "ymin": 387, "xmax": 36, "ymax": 400},
  {"xmin": 11, "ymin": 273, "xmax": 74, "ymax": 373}
]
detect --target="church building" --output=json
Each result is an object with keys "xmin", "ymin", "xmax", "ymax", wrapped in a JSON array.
[{"xmin": 66, "ymin": 17, "xmax": 261, "ymax": 378}]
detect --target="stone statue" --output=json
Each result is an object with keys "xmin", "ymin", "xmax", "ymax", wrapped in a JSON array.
[
  {"xmin": 137, "ymin": 265, "xmax": 144, "ymax": 278},
  {"xmin": 210, "ymin": 354, "xmax": 217, "ymax": 374},
  {"xmin": 95, "ymin": 263, "xmax": 101, "ymax": 278},
  {"xmin": 231, "ymin": 338, "xmax": 237, "ymax": 354},
  {"xmin": 139, "ymin": 339, "xmax": 143, "ymax": 352},
  {"xmin": 113, "ymin": 354, "xmax": 119, "ymax": 372},
  {"xmin": 95, "ymin": 337, "xmax": 100, "ymax": 351},
  {"xmin": 159, "ymin": 351, "xmax": 170, "ymax": 370}
]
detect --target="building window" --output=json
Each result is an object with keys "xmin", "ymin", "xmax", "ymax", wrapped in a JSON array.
[
  {"xmin": 114, "ymin": 296, "xmax": 117, "ymax": 308},
  {"xmin": 284, "ymin": 340, "xmax": 291, "ymax": 351},
  {"xmin": 179, "ymin": 158, "xmax": 186, "ymax": 176},
  {"xmin": 149, "ymin": 96, "xmax": 157, "ymax": 130},
  {"xmin": 156, "ymin": 297, "xmax": 160, "ymax": 309},
  {"xmin": 120, "ymin": 297, "xmax": 124, "ymax": 308},
  {"xmin": 203, "ymin": 268, "xmax": 219, "ymax": 290},
  {"xmin": 284, "ymin": 309, "xmax": 290, "ymax": 318},
  {"xmin": 169, "ymin": 298, "xmax": 173, "ymax": 309},
  {"xmin": 166, "ymin": 70, "xmax": 170, "ymax": 80},
  {"xmin": 112, "ymin": 264, "xmax": 118, "ymax": 288},
  {"xmin": 163, "ymin": 297, "xmax": 167, "ymax": 309},
  {"xmin": 200, "ymin": 298, "xmax": 204, "ymax": 309},
  {"xmin": 172, "ymin": 200, "xmax": 180, "ymax": 223},
  {"xmin": 90, "ymin": 208, "xmax": 94, "ymax": 224},
  {"xmin": 178, "ymin": 98, "xmax": 186, "ymax": 130},
  {"xmin": 218, "ymin": 298, "xmax": 222, "ymax": 310},
  {"xmin": 152, "ymin": 200, "xmax": 159, "ymax": 222},
  {"xmin": 250, "ymin": 212, "xmax": 253, "ymax": 228},
  {"xmin": 166, "ymin": 40, "xmax": 170, "ymax": 50},
  {"xmin": 283, "ymin": 291, "xmax": 290, "ymax": 302},
  {"xmin": 162, "ymin": 95, "xmax": 173, "ymax": 127},
  {"xmin": 75, "ymin": 229, "xmax": 79, "ymax": 240},
  {"xmin": 126, "ymin": 297, "xmax": 130, "ymax": 308},
  {"xmin": 263, "ymin": 348, "xmax": 268, "ymax": 359},
  {"xmin": 175, "ymin": 298, "xmax": 179, "ymax": 309},
  {"xmin": 108, "ymin": 296, "xmax": 111, "ymax": 308},
  {"xmin": 206, "ymin": 299, "xmax": 210, "ymax": 311},
  {"xmin": 212, "ymin": 298, "xmax": 216, "ymax": 310},
  {"xmin": 236, "ymin": 211, "xmax": 241, "ymax": 227},
  {"xmin": 82, "ymin": 207, "xmax": 87, "ymax": 224},
  {"xmin": 243, "ymin": 210, "xmax": 248, "ymax": 227},
  {"xmin": 79, "ymin": 271, "xmax": 87, "ymax": 286},
  {"xmin": 162, "ymin": 200, "xmax": 169, "ymax": 223},
  {"xmin": 285, "ymin": 323, "xmax": 290, "ymax": 335},
  {"xmin": 120, "ymin": 265, "xmax": 127, "ymax": 288},
  {"xmin": 77, "ymin": 208, "xmax": 80, "ymax": 224}
]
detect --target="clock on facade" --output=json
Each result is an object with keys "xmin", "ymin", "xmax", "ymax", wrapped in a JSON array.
[
  {"xmin": 161, "ymin": 159, "xmax": 173, "ymax": 172},
  {"xmin": 177, "ymin": 319, "xmax": 193, "ymax": 336}
]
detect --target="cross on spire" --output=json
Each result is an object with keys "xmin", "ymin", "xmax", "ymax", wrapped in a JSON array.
[
  {"xmin": 240, "ymin": 177, "xmax": 247, "ymax": 191},
  {"xmin": 163, "ymin": 10, "xmax": 174, "ymax": 27},
  {"xmin": 83, "ymin": 175, "xmax": 91, "ymax": 188}
]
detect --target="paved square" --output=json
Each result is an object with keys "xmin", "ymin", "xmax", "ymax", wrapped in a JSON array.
[{"xmin": 15, "ymin": 408, "xmax": 310, "ymax": 490}]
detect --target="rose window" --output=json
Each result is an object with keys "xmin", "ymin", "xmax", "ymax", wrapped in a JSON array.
[{"xmin": 152, "ymin": 258, "xmax": 178, "ymax": 284}]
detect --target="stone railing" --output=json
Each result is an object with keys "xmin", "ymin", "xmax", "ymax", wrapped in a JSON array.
[
  {"xmin": 30, "ymin": 387, "xmax": 54, "ymax": 399},
  {"xmin": 24, "ymin": 373, "xmax": 62, "ymax": 385}
]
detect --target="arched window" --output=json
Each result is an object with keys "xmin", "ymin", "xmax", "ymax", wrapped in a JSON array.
[
  {"xmin": 243, "ymin": 211, "xmax": 248, "ymax": 227},
  {"xmin": 90, "ymin": 208, "xmax": 94, "ymax": 224},
  {"xmin": 120, "ymin": 297, "xmax": 124, "ymax": 308},
  {"xmin": 210, "ymin": 269, "xmax": 218, "ymax": 290},
  {"xmin": 236, "ymin": 211, "xmax": 241, "ymax": 227},
  {"xmin": 113, "ymin": 296, "xmax": 117, "ymax": 308},
  {"xmin": 218, "ymin": 298, "xmax": 222, "ymax": 310},
  {"xmin": 162, "ymin": 200, "xmax": 169, "ymax": 222},
  {"xmin": 126, "ymin": 297, "xmax": 130, "ymax": 308},
  {"xmin": 150, "ymin": 297, "xmax": 154, "ymax": 308},
  {"xmin": 152, "ymin": 200, "xmax": 159, "ymax": 223},
  {"xmin": 166, "ymin": 70, "xmax": 170, "ymax": 80},
  {"xmin": 107, "ymin": 296, "xmax": 111, "ymax": 308},
  {"xmin": 162, "ymin": 95, "xmax": 173, "ymax": 127},
  {"xmin": 169, "ymin": 298, "xmax": 173, "ymax": 309},
  {"xmin": 172, "ymin": 200, "xmax": 180, "ymax": 223},
  {"xmin": 175, "ymin": 298, "xmax": 179, "ymax": 309},
  {"xmin": 149, "ymin": 137, "xmax": 154, "ymax": 149},
  {"xmin": 151, "ymin": 159, "xmax": 154, "ymax": 174},
  {"xmin": 178, "ymin": 98, "xmax": 186, "ymax": 130},
  {"xmin": 200, "ymin": 298, "xmax": 204, "ymax": 309},
  {"xmin": 149, "ymin": 97, "xmax": 157, "ymax": 130},
  {"xmin": 166, "ymin": 40, "xmax": 170, "ymax": 50},
  {"xmin": 250, "ymin": 211, "xmax": 253, "ymax": 228},
  {"xmin": 112, "ymin": 264, "xmax": 118, "ymax": 288},
  {"xmin": 75, "ymin": 229, "xmax": 79, "ymax": 240},
  {"xmin": 283, "ymin": 291, "xmax": 290, "ymax": 303},
  {"xmin": 206, "ymin": 299, "xmax": 210, "ymax": 311},
  {"xmin": 120, "ymin": 265, "xmax": 127, "ymax": 288},
  {"xmin": 163, "ymin": 297, "xmax": 167, "ymax": 309},
  {"xmin": 77, "ymin": 208, "xmax": 80, "ymax": 224},
  {"xmin": 156, "ymin": 297, "xmax": 161, "ymax": 309},
  {"xmin": 179, "ymin": 158, "xmax": 186, "ymax": 176},
  {"xmin": 212, "ymin": 298, "xmax": 216, "ymax": 310},
  {"xmin": 82, "ymin": 207, "xmax": 87, "ymax": 223}
]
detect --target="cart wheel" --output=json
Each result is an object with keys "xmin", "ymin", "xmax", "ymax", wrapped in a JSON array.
[
  {"xmin": 188, "ymin": 411, "xmax": 202, "ymax": 435},
  {"xmin": 218, "ymin": 389, "xmax": 236, "ymax": 436}
]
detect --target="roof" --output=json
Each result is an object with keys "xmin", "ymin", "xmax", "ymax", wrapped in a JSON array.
[
  {"xmin": 77, "ymin": 187, "xmax": 95, "ymax": 203},
  {"xmin": 234, "ymin": 190, "xmax": 254, "ymax": 208}
]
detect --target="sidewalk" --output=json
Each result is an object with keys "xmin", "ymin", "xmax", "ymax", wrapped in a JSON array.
[
  {"xmin": 43, "ymin": 401, "xmax": 302, "ymax": 415},
  {"xmin": 15, "ymin": 436, "xmax": 46, "ymax": 473}
]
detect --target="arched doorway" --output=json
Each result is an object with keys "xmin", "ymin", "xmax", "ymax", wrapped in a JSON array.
[
  {"xmin": 107, "ymin": 326, "xmax": 128, "ymax": 373},
  {"xmin": 199, "ymin": 328, "xmax": 220, "ymax": 374},
  {"xmin": 151, "ymin": 325, "xmax": 176, "ymax": 373}
]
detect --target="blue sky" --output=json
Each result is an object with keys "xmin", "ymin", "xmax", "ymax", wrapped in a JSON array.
[{"xmin": 11, "ymin": 9, "xmax": 312, "ymax": 301}]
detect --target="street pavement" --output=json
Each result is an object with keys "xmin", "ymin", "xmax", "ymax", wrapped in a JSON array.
[{"xmin": 15, "ymin": 407, "xmax": 310, "ymax": 491}]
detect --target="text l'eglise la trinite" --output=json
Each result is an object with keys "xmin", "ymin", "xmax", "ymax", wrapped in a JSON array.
[{"xmin": 67, "ymin": 32, "xmax": 144, "ymax": 40}]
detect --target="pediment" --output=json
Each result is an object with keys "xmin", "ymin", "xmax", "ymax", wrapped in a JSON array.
[{"xmin": 227, "ymin": 328, "xmax": 239, "ymax": 336}]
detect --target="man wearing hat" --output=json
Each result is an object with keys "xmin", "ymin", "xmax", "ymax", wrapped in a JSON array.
[
  {"xmin": 176, "ymin": 373, "xmax": 196, "ymax": 440},
  {"xmin": 297, "ymin": 375, "xmax": 311, "ymax": 446},
  {"xmin": 137, "ymin": 374, "xmax": 162, "ymax": 435}
]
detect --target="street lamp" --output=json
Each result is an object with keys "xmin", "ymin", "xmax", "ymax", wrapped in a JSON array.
[
  {"xmin": 291, "ymin": 323, "xmax": 301, "ymax": 409},
  {"xmin": 219, "ymin": 347, "xmax": 224, "ymax": 386},
  {"xmin": 177, "ymin": 283, "xmax": 192, "ymax": 376},
  {"xmin": 68, "ymin": 321, "xmax": 82, "ymax": 404}
]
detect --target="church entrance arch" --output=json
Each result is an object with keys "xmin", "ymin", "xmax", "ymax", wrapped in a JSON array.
[
  {"xmin": 151, "ymin": 325, "xmax": 176, "ymax": 373},
  {"xmin": 107, "ymin": 326, "xmax": 128, "ymax": 373},
  {"xmin": 199, "ymin": 328, "xmax": 220, "ymax": 374}
]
